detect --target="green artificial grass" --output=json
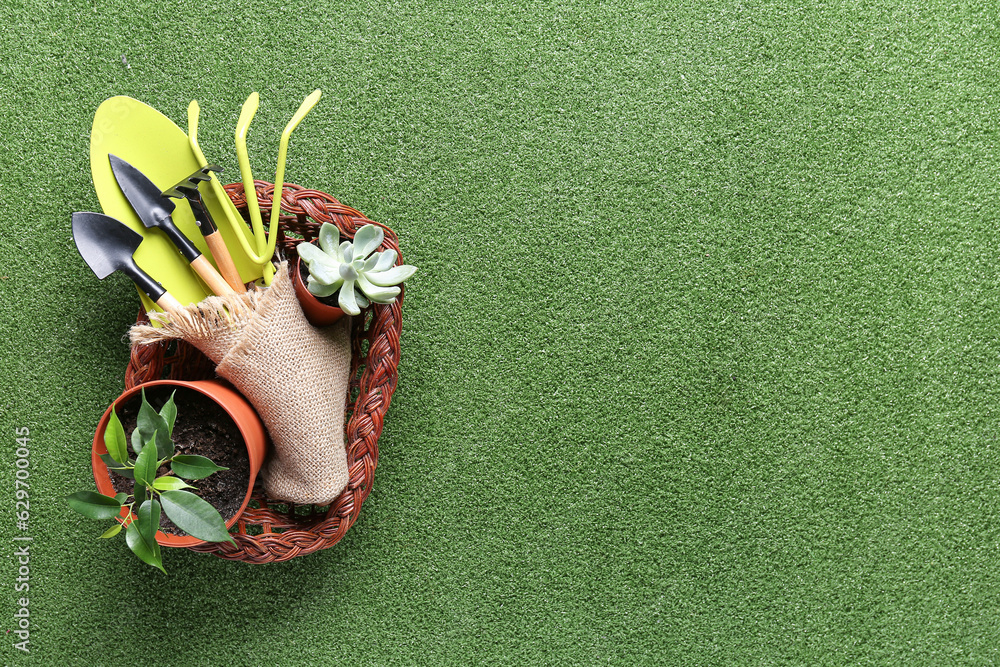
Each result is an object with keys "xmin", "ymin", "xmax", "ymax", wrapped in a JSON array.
[{"xmin": 3, "ymin": 0, "xmax": 1000, "ymax": 663}]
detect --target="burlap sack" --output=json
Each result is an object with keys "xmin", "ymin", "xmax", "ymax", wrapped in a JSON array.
[{"xmin": 129, "ymin": 262, "xmax": 352, "ymax": 505}]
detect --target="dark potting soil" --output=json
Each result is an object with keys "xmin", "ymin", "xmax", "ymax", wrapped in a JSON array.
[{"xmin": 109, "ymin": 386, "xmax": 250, "ymax": 536}]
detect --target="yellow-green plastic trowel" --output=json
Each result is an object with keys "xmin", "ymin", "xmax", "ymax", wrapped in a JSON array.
[{"xmin": 89, "ymin": 97, "xmax": 266, "ymax": 314}]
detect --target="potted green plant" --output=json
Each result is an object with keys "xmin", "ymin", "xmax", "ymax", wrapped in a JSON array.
[
  {"xmin": 293, "ymin": 222, "xmax": 417, "ymax": 326},
  {"xmin": 67, "ymin": 379, "xmax": 267, "ymax": 572}
]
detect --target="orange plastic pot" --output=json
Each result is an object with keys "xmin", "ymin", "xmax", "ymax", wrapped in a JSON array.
[
  {"xmin": 292, "ymin": 256, "xmax": 344, "ymax": 327},
  {"xmin": 91, "ymin": 379, "xmax": 268, "ymax": 548}
]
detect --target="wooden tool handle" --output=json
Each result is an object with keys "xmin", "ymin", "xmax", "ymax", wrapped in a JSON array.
[
  {"xmin": 204, "ymin": 231, "xmax": 247, "ymax": 293},
  {"xmin": 190, "ymin": 254, "xmax": 237, "ymax": 296},
  {"xmin": 155, "ymin": 292, "xmax": 185, "ymax": 316}
]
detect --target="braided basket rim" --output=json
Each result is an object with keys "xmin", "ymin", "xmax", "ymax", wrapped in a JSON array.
[{"xmin": 124, "ymin": 181, "xmax": 403, "ymax": 563}]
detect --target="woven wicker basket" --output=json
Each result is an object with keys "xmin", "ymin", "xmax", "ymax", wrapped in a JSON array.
[{"xmin": 124, "ymin": 181, "xmax": 403, "ymax": 563}]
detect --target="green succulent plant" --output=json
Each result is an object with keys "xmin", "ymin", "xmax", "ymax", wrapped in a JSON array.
[
  {"xmin": 66, "ymin": 389, "xmax": 235, "ymax": 573},
  {"xmin": 297, "ymin": 222, "xmax": 417, "ymax": 316}
]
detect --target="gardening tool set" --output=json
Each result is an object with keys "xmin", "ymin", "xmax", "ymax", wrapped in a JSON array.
[
  {"xmin": 70, "ymin": 92, "xmax": 412, "ymax": 565},
  {"xmin": 79, "ymin": 92, "xmax": 316, "ymax": 305}
]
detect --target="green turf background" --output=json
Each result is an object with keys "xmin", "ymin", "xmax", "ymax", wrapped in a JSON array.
[{"xmin": 2, "ymin": 0, "xmax": 1000, "ymax": 664}]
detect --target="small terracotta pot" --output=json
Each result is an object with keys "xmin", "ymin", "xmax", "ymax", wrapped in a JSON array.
[
  {"xmin": 292, "ymin": 256, "xmax": 345, "ymax": 327},
  {"xmin": 91, "ymin": 379, "xmax": 268, "ymax": 548}
]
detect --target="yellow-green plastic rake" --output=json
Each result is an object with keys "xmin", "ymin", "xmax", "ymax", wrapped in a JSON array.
[
  {"xmin": 234, "ymin": 89, "xmax": 322, "ymax": 285},
  {"xmin": 188, "ymin": 89, "xmax": 322, "ymax": 286}
]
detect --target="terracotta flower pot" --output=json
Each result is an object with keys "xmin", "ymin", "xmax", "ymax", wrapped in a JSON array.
[
  {"xmin": 292, "ymin": 256, "xmax": 345, "ymax": 327},
  {"xmin": 91, "ymin": 379, "xmax": 268, "ymax": 548}
]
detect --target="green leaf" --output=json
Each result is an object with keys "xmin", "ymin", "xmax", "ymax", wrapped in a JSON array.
[
  {"xmin": 154, "ymin": 427, "xmax": 173, "ymax": 460},
  {"xmin": 306, "ymin": 274, "xmax": 341, "ymax": 297},
  {"xmin": 366, "ymin": 264, "xmax": 417, "ymax": 287},
  {"xmin": 154, "ymin": 430, "xmax": 173, "ymax": 460},
  {"xmin": 136, "ymin": 389, "xmax": 174, "ymax": 459},
  {"xmin": 66, "ymin": 491, "xmax": 123, "ymax": 520},
  {"xmin": 317, "ymin": 222, "xmax": 340, "ymax": 255},
  {"xmin": 352, "ymin": 223, "xmax": 384, "ymax": 260},
  {"xmin": 356, "ymin": 274, "xmax": 401, "ymax": 303},
  {"xmin": 159, "ymin": 391, "xmax": 177, "ymax": 437},
  {"xmin": 133, "ymin": 441, "xmax": 159, "ymax": 489},
  {"xmin": 159, "ymin": 490, "xmax": 235, "ymax": 544},
  {"xmin": 114, "ymin": 493, "xmax": 128, "ymax": 504},
  {"xmin": 152, "ymin": 476, "xmax": 195, "ymax": 492},
  {"xmin": 171, "ymin": 455, "xmax": 228, "ymax": 480},
  {"xmin": 100, "ymin": 453, "xmax": 134, "ymax": 479},
  {"xmin": 373, "ymin": 249, "xmax": 397, "ymax": 271},
  {"xmin": 137, "ymin": 499, "xmax": 161, "ymax": 549},
  {"xmin": 99, "ymin": 523, "xmax": 123, "ymax": 539},
  {"xmin": 298, "ymin": 240, "xmax": 331, "ymax": 265},
  {"xmin": 125, "ymin": 517, "xmax": 165, "ymax": 573},
  {"xmin": 136, "ymin": 387, "xmax": 158, "ymax": 438},
  {"xmin": 305, "ymin": 255, "xmax": 342, "ymax": 285},
  {"xmin": 131, "ymin": 427, "xmax": 144, "ymax": 456},
  {"xmin": 104, "ymin": 404, "xmax": 129, "ymax": 465},
  {"xmin": 338, "ymin": 279, "xmax": 361, "ymax": 315}
]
